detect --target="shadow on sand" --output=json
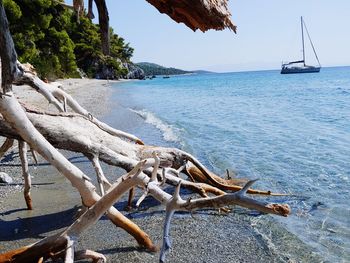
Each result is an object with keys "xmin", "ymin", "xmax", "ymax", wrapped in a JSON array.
[{"xmin": 0, "ymin": 206, "xmax": 79, "ymax": 241}]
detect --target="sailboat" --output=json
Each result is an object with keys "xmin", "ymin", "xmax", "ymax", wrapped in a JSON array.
[{"xmin": 281, "ymin": 17, "xmax": 321, "ymax": 74}]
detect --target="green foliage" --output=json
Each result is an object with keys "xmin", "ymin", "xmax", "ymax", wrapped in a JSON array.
[
  {"xmin": 4, "ymin": 0, "xmax": 76, "ymax": 78},
  {"xmin": 4, "ymin": 0, "xmax": 134, "ymax": 80},
  {"xmin": 67, "ymin": 15, "xmax": 102, "ymax": 77},
  {"xmin": 136, "ymin": 62, "xmax": 192, "ymax": 76},
  {"xmin": 110, "ymin": 28, "xmax": 133, "ymax": 62},
  {"xmin": 3, "ymin": 0, "xmax": 21, "ymax": 20}
]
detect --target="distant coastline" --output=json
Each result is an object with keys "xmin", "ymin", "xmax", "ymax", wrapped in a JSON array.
[{"xmin": 136, "ymin": 62, "xmax": 214, "ymax": 76}]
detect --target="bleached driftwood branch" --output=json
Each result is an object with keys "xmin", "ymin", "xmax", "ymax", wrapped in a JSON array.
[
  {"xmin": 89, "ymin": 154, "xmax": 112, "ymax": 195},
  {"xmin": 0, "ymin": 156, "xmax": 290, "ymax": 262},
  {"xmin": 15, "ymin": 62, "xmax": 144, "ymax": 145},
  {"xmin": 18, "ymin": 140, "xmax": 32, "ymax": 210},
  {"xmin": 0, "ymin": 137, "xmax": 13, "ymax": 158}
]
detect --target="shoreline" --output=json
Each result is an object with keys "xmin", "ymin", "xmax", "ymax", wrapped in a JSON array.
[{"xmin": 0, "ymin": 78, "xmax": 320, "ymax": 262}]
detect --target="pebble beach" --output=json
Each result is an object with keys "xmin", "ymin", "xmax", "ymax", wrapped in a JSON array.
[{"xmin": 0, "ymin": 78, "xmax": 322, "ymax": 262}]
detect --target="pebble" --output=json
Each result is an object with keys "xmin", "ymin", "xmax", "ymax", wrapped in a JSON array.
[{"xmin": 0, "ymin": 172, "xmax": 13, "ymax": 184}]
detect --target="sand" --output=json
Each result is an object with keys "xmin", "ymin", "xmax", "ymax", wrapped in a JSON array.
[{"xmin": 0, "ymin": 78, "xmax": 320, "ymax": 262}]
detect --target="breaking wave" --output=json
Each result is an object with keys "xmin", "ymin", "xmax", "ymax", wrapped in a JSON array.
[{"xmin": 130, "ymin": 108, "xmax": 181, "ymax": 143}]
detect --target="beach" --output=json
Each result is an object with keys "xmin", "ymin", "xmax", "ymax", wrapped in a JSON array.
[{"xmin": 0, "ymin": 78, "xmax": 323, "ymax": 262}]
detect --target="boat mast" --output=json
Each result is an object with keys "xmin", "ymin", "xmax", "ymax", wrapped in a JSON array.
[{"xmin": 301, "ymin": 16, "xmax": 305, "ymax": 66}]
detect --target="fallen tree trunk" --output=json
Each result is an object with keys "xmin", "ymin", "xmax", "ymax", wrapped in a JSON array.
[
  {"xmin": 0, "ymin": 91, "xmax": 155, "ymax": 250},
  {"xmin": 0, "ymin": 106, "xmax": 283, "ymax": 196}
]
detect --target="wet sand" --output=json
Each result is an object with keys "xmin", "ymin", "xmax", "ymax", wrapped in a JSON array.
[{"xmin": 0, "ymin": 79, "xmax": 321, "ymax": 262}]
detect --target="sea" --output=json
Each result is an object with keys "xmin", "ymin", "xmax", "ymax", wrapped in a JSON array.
[{"xmin": 106, "ymin": 67, "xmax": 350, "ymax": 262}]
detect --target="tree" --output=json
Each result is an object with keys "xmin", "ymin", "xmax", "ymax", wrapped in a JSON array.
[
  {"xmin": 110, "ymin": 28, "xmax": 133, "ymax": 63},
  {"xmin": 4, "ymin": 0, "xmax": 132, "ymax": 79},
  {"xmin": 3, "ymin": 0, "xmax": 78, "ymax": 79},
  {"xmin": 72, "ymin": 0, "xmax": 110, "ymax": 55},
  {"xmin": 0, "ymin": 1, "xmax": 290, "ymax": 262},
  {"xmin": 93, "ymin": 0, "xmax": 109, "ymax": 55}
]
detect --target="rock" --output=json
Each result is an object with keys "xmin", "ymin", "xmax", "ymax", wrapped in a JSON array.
[
  {"xmin": 0, "ymin": 172, "xmax": 13, "ymax": 184},
  {"xmin": 95, "ymin": 64, "xmax": 117, "ymax": 80},
  {"xmin": 123, "ymin": 63, "xmax": 145, "ymax": 80},
  {"xmin": 85, "ymin": 56, "xmax": 144, "ymax": 80},
  {"xmin": 90, "ymin": 56, "xmax": 121, "ymax": 80}
]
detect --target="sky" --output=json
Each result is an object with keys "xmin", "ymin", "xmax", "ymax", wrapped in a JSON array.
[{"xmin": 68, "ymin": 1, "xmax": 350, "ymax": 72}]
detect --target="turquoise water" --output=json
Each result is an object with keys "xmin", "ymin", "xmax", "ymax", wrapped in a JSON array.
[{"xmin": 110, "ymin": 67, "xmax": 350, "ymax": 262}]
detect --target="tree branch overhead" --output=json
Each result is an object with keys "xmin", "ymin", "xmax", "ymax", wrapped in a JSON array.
[{"xmin": 146, "ymin": 0, "xmax": 237, "ymax": 32}]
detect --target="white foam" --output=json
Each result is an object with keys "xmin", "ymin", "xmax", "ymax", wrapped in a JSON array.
[{"xmin": 130, "ymin": 109, "xmax": 180, "ymax": 143}]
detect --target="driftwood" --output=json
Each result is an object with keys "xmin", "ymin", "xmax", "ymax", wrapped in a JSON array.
[
  {"xmin": 0, "ymin": 137, "xmax": 13, "ymax": 158},
  {"xmin": 0, "ymin": 156, "xmax": 289, "ymax": 263},
  {"xmin": 0, "ymin": 2, "xmax": 290, "ymax": 262}
]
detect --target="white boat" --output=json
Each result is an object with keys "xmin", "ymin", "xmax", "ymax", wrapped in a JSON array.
[{"xmin": 281, "ymin": 17, "xmax": 321, "ymax": 74}]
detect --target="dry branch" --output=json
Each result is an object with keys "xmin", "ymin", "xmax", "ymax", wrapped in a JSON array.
[
  {"xmin": 0, "ymin": 137, "xmax": 13, "ymax": 158},
  {"xmin": 0, "ymin": 156, "xmax": 290, "ymax": 262},
  {"xmin": 89, "ymin": 154, "xmax": 112, "ymax": 195},
  {"xmin": 15, "ymin": 63, "xmax": 144, "ymax": 145},
  {"xmin": 18, "ymin": 140, "xmax": 32, "ymax": 210}
]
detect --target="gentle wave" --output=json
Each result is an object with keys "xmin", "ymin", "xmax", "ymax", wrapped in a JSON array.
[{"xmin": 130, "ymin": 108, "xmax": 181, "ymax": 143}]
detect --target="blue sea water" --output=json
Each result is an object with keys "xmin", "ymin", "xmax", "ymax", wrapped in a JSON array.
[{"xmin": 109, "ymin": 67, "xmax": 350, "ymax": 262}]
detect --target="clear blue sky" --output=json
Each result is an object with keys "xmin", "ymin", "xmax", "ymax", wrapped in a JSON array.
[{"xmin": 68, "ymin": 1, "xmax": 350, "ymax": 72}]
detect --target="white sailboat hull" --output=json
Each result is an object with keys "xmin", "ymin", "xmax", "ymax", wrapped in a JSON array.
[{"xmin": 281, "ymin": 65, "xmax": 321, "ymax": 74}]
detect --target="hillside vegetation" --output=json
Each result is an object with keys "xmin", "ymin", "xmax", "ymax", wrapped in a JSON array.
[
  {"xmin": 136, "ymin": 62, "xmax": 192, "ymax": 76},
  {"xmin": 4, "ymin": 0, "xmax": 133, "ymax": 79}
]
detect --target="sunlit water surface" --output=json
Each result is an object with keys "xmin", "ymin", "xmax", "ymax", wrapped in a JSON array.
[{"xmin": 108, "ymin": 67, "xmax": 350, "ymax": 262}]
